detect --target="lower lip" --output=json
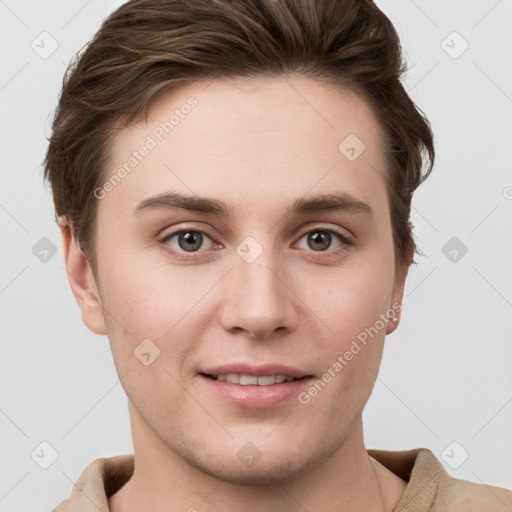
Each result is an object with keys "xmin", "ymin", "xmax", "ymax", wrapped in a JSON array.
[{"xmin": 199, "ymin": 374, "xmax": 313, "ymax": 409}]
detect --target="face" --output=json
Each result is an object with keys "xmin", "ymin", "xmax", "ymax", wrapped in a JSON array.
[{"xmin": 65, "ymin": 74, "xmax": 408, "ymax": 484}]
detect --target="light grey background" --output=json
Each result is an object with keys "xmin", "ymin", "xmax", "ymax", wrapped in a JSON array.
[{"xmin": 1, "ymin": 0, "xmax": 511, "ymax": 510}]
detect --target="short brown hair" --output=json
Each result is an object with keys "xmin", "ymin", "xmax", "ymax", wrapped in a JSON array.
[{"xmin": 43, "ymin": 0, "xmax": 434, "ymax": 277}]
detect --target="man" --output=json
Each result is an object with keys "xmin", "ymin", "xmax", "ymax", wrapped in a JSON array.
[{"xmin": 45, "ymin": 0, "xmax": 512, "ymax": 510}]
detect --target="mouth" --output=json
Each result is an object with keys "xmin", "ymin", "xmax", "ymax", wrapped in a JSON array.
[
  {"xmin": 199, "ymin": 372, "xmax": 314, "ymax": 408},
  {"xmin": 198, "ymin": 363, "xmax": 315, "ymax": 408},
  {"xmin": 200, "ymin": 373, "xmax": 313, "ymax": 386}
]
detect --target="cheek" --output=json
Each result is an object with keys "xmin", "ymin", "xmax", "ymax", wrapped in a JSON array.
[
  {"xmin": 98, "ymin": 252, "xmax": 216, "ymax": 368},
  {"xmin": 100, "ymin": 247, "xmax": 196, "ymax": 325},
  {"xmin": 99, "ymin": 267, "xmax": 198, "ymax": 414},
  {"xmin": 312, "ymin": 258, "xmax": 394, "ymax": 335},
  {"xmin": 298, "ymin": 257, "xmax": 393, "ymax": 397},
  {"xmin": 302, "ymin": 279, "xmax": 389, "ymax": 423}
]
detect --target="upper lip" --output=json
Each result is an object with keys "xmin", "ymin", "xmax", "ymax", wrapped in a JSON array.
[{"xmin": 200, "ymin": 363, "xmax": 311, "ymax": 378}]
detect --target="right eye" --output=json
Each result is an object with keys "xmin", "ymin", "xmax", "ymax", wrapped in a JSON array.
[{"xmin": 160, "ymin": 229, "xmax": 217, "ymax": 257}]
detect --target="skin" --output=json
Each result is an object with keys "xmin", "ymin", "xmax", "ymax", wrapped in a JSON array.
[{"xmin": 61, "ymin": 74, "xmax": 412, "ymax": 512}]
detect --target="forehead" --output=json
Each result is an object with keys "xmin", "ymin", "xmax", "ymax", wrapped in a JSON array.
[{"xmin": 100, "ymin": 74, "xmax": 389, "ymax": 220}]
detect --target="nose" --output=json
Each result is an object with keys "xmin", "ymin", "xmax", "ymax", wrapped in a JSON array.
[{"xmin": 220, "ymin": 246, "xmax": 298, "ymax": 340}]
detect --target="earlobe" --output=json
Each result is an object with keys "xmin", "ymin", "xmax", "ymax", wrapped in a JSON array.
[
  {"xmin": 385, "ymin": 310, "xmax": 401, "ymax": 335},
  {"xmin": 386, "ymin": 248, "xmax": 413, "ymax": 335},
  {"xmin": 59, "ymin": 217, "xmax": 108, "ymax": 336}
]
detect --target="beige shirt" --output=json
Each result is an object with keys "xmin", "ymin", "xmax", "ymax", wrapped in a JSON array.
[{"xmin": 52, "ymin": 447, "xmax": 512, "ymax": 511}]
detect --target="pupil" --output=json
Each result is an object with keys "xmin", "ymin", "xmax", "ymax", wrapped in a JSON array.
[
  {"xmin": 309, "ymin": 231, "xmax": 330, "ymax": 251},
  {"xmin": 180, "ymin": 231, "xmax": 202, "ymax": 252}
]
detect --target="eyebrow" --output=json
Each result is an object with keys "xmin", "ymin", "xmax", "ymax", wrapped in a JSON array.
[{"xmin": 133, "ymin": 191, "xmax": 373, "ymax": 218}]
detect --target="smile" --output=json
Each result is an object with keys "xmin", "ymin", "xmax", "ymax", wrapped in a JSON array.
[{"xmin": 202, "ymin": 373, "xmax": 306, "ymax": 385}]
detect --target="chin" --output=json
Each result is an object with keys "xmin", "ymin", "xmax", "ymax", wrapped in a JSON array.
[
  {"xmin": 173, "ymin": 433, "xmax": 334, "ymax": 487},
  {"xmin": 190, "ymin": 452, "xmax": 317, "ymax": 486}
]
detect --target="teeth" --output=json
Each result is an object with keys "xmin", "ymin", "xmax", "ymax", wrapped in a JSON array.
[
  {"xmin": 214, "ymin": 374, "xmax": 296, "ymax": 385},
  {"xmin": 257, "ymin": 375, "xmax": 276, "ymax": 385},
  {"xmin": 239, "ymin": 375, "xmax": 258, "ymax": 385}
]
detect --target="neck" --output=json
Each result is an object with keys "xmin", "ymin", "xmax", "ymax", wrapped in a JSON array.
[{"xmin": 109, "ymin": 405, "xmax": 405, "ymax": 512}]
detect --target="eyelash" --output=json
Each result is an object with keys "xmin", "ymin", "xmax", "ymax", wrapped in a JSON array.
[{"xmin": 158, "ymin": 226, "xmax": 353, "ymax": 260}]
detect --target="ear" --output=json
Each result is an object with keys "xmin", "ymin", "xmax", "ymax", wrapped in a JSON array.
[
  {"xmin": 59, "ymin": 217, "xmax": 108, "ymax": 335},
  {"xmin": 385, "ymin": 242, "xmax": 414, "ymax": 335}
]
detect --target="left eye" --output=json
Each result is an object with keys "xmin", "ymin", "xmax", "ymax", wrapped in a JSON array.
[{"xmin": 295, "ymin": 229, "xmax": 349, "ymax": 252}]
